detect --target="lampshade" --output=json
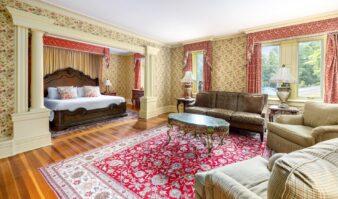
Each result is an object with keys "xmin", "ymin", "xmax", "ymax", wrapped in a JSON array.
[
  {"xmin": 181, "ymin": 71, "xmax": 196, "ymax": 83},
  {"xmin": 270, "ymin": 65, "xmax": 296, "ymax": 84},
  {"xmin": 104, "ymin": 79, "xmax": 112, "ymax": 86}
]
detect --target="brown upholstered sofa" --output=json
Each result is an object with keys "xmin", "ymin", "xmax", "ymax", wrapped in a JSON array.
[
  {"xmin": 185, "ymin": 92, "xmax": 268, "ymax": 141},
  {"xmin": 195, "ymin": 138, "xmax": 338, "ymax": 199}
]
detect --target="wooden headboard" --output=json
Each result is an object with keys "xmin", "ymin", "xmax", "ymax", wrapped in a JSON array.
[{"xmin": 44, "ymin": 67, "xmax": 99, "ymax": 97}]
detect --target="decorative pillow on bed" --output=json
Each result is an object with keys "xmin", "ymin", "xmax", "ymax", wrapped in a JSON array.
[
  {"xmin": 57, "ymin": 86, "xmax": 77, "ymax": 100},
  {"xmin": 84, "ymin": 86, "xmax": 100, "ymax": 97},
  {"xmin": 77, "ymin": 87, "xmax": 85, "ymax": 97},
  {"xmin": 48, "ymin": 87, "xmax": 60, "ymax": 99}
]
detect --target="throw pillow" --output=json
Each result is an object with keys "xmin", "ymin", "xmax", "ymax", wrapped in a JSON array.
[
  {"xmin": 84, "ymin": 86, "xmax": 99, "ymax": 97},
  {"xmin": 238, "ymin": 94, "xmax": 264, "ymax": 114},
  {"xmin": 57, "ymin": 86, "xmax": 77, "ymax": 100}
]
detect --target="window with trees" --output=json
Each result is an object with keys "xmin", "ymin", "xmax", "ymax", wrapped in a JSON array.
[
  {"xmin": 192, "ymin": 51, "xmax": 204, "ymax": 93},
  {"xmin": 262, "ymin": 37, "xmax": 324, "ymax": 100}
]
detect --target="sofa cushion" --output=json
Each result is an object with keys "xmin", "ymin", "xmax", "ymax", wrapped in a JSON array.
[
  {"xmin": 185, "ymin": 106, "xmax": 210, "ymax": 115},
  {"xmin": 231, "ymin": 111, "xmax": 265, "ymax": 125},
  {"xmin": 215, "ymin": 92, "xmax": 238, "ymax": 111},
  {"xmin": 206, "ymin": 108, "xmax": 234, "ymax": 121},
  {"xmin": 195, "ymin": 156, "xmax": 269, "ymax": 199},
  {"xmin": 303, "ymin": 102, "xmax": 338, "ymax": 128},
  {"xmin": 268, "ymin": 138, "xmax": 338, "ymax": 199},
  {"xmin": 237, "ymin": 94, "xmax": 265, "ymax": 114},
  {"xmin": 195, "ymin": 92, "xmax": 216, "ymax": 108},
  {"xmin": 267, "ymin": 123, "xmax": 314, "ymax": 147}
]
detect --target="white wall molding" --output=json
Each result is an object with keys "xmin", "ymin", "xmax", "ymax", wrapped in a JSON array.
[
  {"xmin": 22, "ymin": 0, "xmax": 167, "ymax": 47},
  {"xmin": 6, "ymin": 6, "xmax": 146, "ymax": 54},
  {"xmin": 243, "ymin": 11, "xmax": 338, "ymax": 34}
]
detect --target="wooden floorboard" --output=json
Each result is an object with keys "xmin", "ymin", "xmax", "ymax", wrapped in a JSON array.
[{"xmin": 0, "ymin": 109, "xmax": 168, "ymax": 199}]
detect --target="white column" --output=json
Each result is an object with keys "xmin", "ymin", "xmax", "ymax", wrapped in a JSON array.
[
  {"xmin": 14, "ymin": 26, "xmax": 29, "ymax": 113},
  {"xmin": 30, "ymin": 29, "xmax": 45, "ymax": 110},
  {"xmin": 139, "ymin": 46, "xmax": 159, "ymax": 119}
]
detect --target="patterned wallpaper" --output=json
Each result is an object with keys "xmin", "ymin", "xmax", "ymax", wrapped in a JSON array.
[
  {"xmin": 102, "ymin": 54, "xmax": 134, "ymax": 100},
  {"xmin": 212, "ymin": 35, "xmax": 247, "ymax": 92},
  {"xmin": 0, "ymin": 0, "xmax": 172, "ymax": 137},
  {"xmin": 170, "ymin": 35, "xmax": 247, "ymax": 105}
]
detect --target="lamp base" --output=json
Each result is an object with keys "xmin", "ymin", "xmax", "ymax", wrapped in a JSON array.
[
  {"xmin": 276, "ymin": 87, "xmax": 290, "ymax": 108},
  {"xmin": 183, "ymin": 83, "xmax": 192, "ymax": 99}
]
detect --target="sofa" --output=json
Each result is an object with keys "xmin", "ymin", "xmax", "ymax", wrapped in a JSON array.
[
  {"xmin": 267, "ymin": 102, "xmax": 338, "ymax": 153},
  {"xmin": 195, "ymin": 138, "xmax": 338, "ymax": 199},
  {"xmin": 185, "ymin": 92, "xmax": 268, "ymax": 141}
]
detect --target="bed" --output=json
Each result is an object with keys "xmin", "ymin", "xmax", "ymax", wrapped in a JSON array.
[{"xmin": 44, "ymin": 67, "xmax": 127, "ymax": 131}]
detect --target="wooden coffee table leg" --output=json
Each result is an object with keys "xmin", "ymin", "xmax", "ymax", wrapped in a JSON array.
[
  {"xmin": 207, "ymin": 133, "xmax": 212, "ymax": 154},
  {"xmin": 166, "ymin": 124, "xmax": 173, "ymax": 144}
]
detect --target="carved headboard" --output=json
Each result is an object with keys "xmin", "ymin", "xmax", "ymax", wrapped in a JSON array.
[{"xmin": 44, "ymin": 67, "xmax": 99, "ymax": 97}]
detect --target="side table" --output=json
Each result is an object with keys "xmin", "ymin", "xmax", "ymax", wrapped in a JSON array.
[
  {"xmin": 102, "ymin": 92, "xmax": 116, "ymax": 96},
  {"xmin": 176, "ymin": 98, "xmax": 195, "ymax": 112},
  {"xmin": 269, "ymin": 105, "xmax": 299, "ymax": 122}
]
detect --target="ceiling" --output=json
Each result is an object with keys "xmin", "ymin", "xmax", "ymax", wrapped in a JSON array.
[{"xmin": 42, "ymin": 0, "xmax": 338, "ymax": 44}]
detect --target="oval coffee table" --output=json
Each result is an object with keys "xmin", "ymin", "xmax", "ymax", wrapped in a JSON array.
[{"xmin": 167, "ymin": 113, "xmax": 230, "ymax": 154}]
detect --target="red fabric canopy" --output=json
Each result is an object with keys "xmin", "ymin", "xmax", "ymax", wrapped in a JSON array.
[{"xmin": 43, "ymin": 36, "xmax": 110, "ymax": 66}]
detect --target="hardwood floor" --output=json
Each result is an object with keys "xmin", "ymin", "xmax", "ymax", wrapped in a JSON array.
[{"xmin": 0, "ymin": 110, "xmax": 168, "ymax": 199}]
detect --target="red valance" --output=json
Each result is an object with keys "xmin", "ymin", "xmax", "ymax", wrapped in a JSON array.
[
  {"xmin": 183, "ymin": 41, "xmax": 212, "ymax": 91},
  {"xmin": 43, "ymin": 36, "xmax": 110, "ymax": 67},
  {"xmin": 247, "ymin": 17, "xmax": 338, "ymax": 63}
]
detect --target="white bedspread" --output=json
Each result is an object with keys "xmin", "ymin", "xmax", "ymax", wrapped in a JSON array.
[{"xmin": 44, "ymin": 95, "xmax": 125, "ymax": 111}]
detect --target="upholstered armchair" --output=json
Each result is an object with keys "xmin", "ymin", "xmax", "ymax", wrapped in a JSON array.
[
  {"xmin": 195, "ymin": 138, "xmax": 338, "ymax": 199},
  {"xmin": 267, "ymin": 102, "xmax": 338, "ymax": 153}
]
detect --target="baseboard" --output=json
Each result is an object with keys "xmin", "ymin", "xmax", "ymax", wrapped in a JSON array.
[
  {"xmin": 0, "ymin": 138, "xmax": 14, "ymax": 159},
  {"xmin": 14, "ymin": 133, "xmax": 51, "ymax": 154},
  {"xmin": 155, "ymin": 105, "xmax": 177, "ymax": 115}
]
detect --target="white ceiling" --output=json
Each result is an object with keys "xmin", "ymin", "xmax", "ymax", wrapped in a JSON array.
[{"xmin": 42, "ymin": 0, "xmax": 338, "ymax": 44}]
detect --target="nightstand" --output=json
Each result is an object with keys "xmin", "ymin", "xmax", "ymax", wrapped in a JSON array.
[
  {"xmin": 102, "ymin": 92, "xmax": 117, "ymax": 96},
  {"xmin": 176, "ymin": 98, "xmax": 195, "ymax": 112}
]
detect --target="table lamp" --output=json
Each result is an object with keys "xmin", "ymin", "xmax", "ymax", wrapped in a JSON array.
[
  {"xmin": 104, "ymin": 79, "xmax": 112, "ymax": 93},
  {"xmin": 270, "ymin": 64, "xmax": 296, "ymax": 108},
  {"xmin": 181, "ymin": 71, "xmax": 195, "ymax": 99}
]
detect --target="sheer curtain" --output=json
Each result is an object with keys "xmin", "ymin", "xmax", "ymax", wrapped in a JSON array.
[{"xmin": 43, "ymin": 46, "xmax": 101, "ymax": 78}]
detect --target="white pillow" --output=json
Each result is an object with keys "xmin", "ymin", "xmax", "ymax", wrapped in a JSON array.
[
  {"xmin": 48, "ymin": 87, "xmax": 59, "ymax": 99},
  {"xmin": 77, "ymin": 87, "xmax": 85, "ymax": 97},
  {"xmin": 94, "ymin": 86, "xmax": 101, "ymax": 96}
]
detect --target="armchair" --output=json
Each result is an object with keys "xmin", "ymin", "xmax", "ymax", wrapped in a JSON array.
[{"xmin": 267, "ymin": 102, "xmax": 338, "ymax": 153}]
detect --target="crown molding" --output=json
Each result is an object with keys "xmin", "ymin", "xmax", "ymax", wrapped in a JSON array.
[
  {"xmin": 243, "ymin": 10, "xmax": 338, "ymax": 34},
  {"xmin": 7, "ymin": 6, "xmax": 145, "ymax": 54},
  {"xmin": 22, "ymin": 0, "xmax": 168, "ymax": 47}
]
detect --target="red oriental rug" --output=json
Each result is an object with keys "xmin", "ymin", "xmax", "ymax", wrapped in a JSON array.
[{"xmin": 40, "ymin": 126, "xmax": 269, "ymax": 199}]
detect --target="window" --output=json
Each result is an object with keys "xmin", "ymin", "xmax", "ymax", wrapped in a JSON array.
[
  {"xmin": 262, "ymin": 45, "xmax": 280, "ymax": 96},
  {"xmin": 262, "ymin": 37, "xmax": 324, "ymax": 100},
  {"xmin": 298, "ymin": 41, "xmax": 323, "ymax": 98},
  {"xmin": 192, "ymin": 51, "xmax": 204, "ymax": 93}
]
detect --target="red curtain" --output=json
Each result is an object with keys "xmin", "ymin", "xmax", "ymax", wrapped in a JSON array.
[
  {"xmin": 183, "ymin": 41, "xmax": 212, "ymax": 91},
  {"xmin": 246, "ymin": 17, "xmax": 338, "ymax": 93},
  {"xmin": 134, "ymin": 53, "xmax": 144, "ymax": 89},
  {"xmin": 247, "ymin": 43, "xmax": 262, "ymax": 93},
  {"xmin": 325, "ymin": 32, "xmax": 338, "ymax": 103}
]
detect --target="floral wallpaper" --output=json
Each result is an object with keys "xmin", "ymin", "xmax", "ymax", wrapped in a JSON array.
[
  {"xmin": 170, "ymin": 35, "xmax": 247, "ymax": 105},
  {"xmin": 102, "ymin": 54, "xmax": 134, "ymax": 100},
  {"xmin": 212, "ymin": 35, "xmax": 247, "ymax": 92},
  {"xmin": 0, "ymin": 0, "xmax": 172, "ymax": 137}
]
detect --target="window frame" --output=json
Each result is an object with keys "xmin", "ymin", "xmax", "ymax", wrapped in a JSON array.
[
  {"xmin": 261, "ymin": 35, "xmax": 326, "ymax": 101},
  {"xmin": 191, "ymin": 50, "xmax": 204, "ymax": 94}
]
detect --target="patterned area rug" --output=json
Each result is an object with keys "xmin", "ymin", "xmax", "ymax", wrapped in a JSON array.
[
  {"xmin": 51, "ymin": 111, "xmax": 138, "ymax": 137},
  {"xmin": 41, "ymin": 126, "xmax": 269, "ymax": 199}
]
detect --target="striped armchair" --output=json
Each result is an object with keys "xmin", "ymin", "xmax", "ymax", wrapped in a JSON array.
[{"xmin": 195, "ymin": 138, "xmax": 338, "ymax": 199}]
